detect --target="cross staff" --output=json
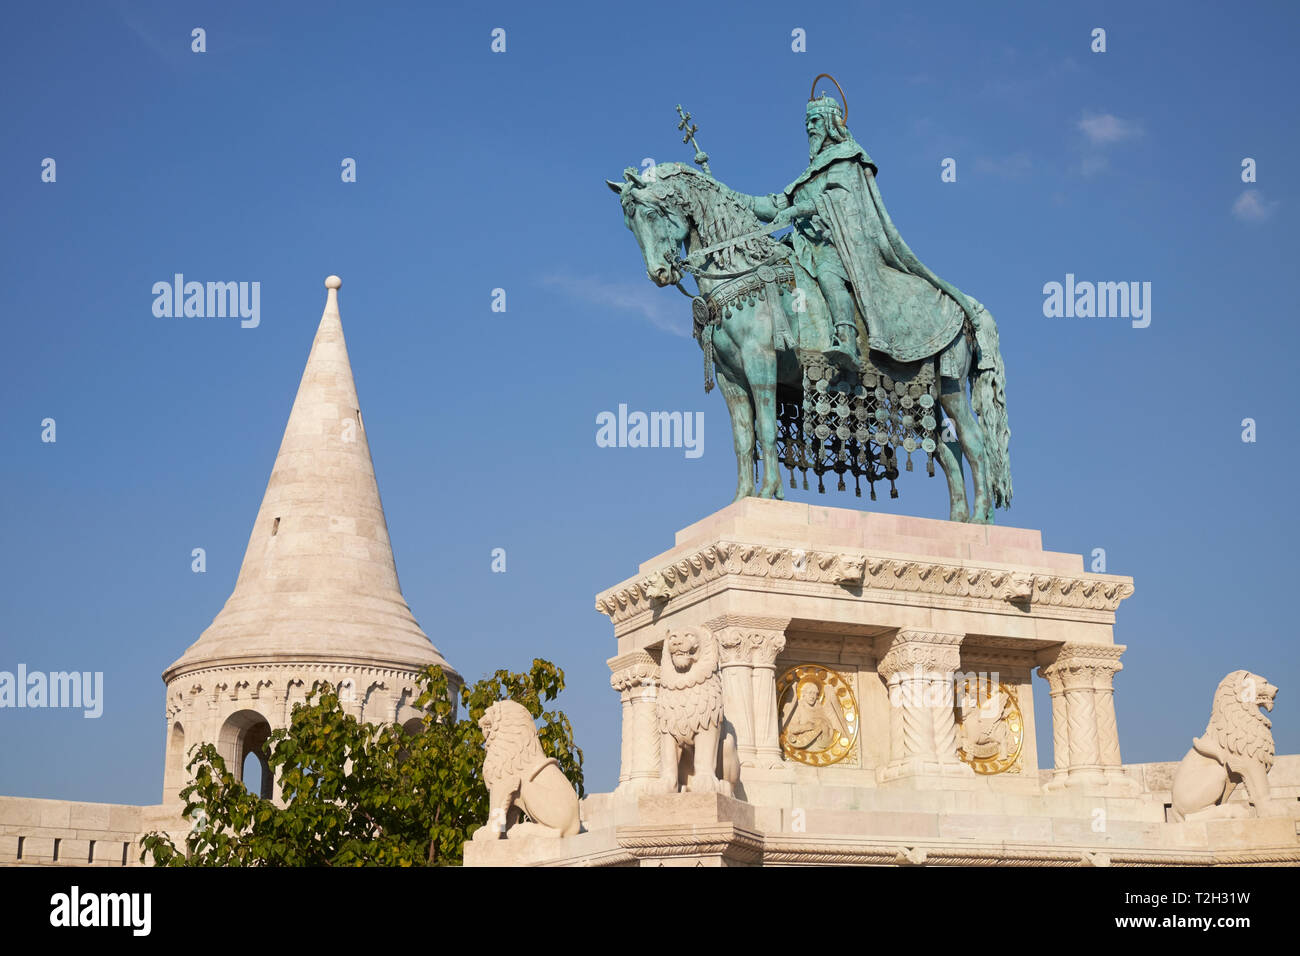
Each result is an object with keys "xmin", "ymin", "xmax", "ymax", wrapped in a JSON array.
[{"xmin": 675, "ymin": 104, "xmax": 711, "ymax": 175}]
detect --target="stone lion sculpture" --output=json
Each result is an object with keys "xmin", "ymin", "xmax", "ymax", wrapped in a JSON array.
[
  {"xmin": 472, "ymin": 699, "xmax": 582, "ymax": 841},
  {"xmin": 654, "ymin": 626, "xmax": 741, "ymax": 796},
  {"xmin": 1169, "ymin": 670, "xmax": 1280, "ymax": 822}
]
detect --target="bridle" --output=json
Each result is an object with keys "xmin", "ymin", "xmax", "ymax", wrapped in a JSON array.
[
  {"xmin": 626, "ymin": 187, "xmax": 785, "ymax": 293},
  {"xmin": 630, "ymin": 190, "xmax": 795, "ymax": 394}
]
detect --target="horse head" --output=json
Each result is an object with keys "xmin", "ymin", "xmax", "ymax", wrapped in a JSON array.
[{"xmin": 607, "ymin": 166, "xmax": 691, "ymax": 287}]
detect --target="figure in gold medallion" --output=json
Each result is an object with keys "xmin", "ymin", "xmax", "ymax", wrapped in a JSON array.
[{"xmin": 778, "ymin": 665, "xmax": 858, "ymax": 766}]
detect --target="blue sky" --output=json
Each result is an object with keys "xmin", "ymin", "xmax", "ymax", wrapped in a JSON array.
[{"xmin": 1, "ymin": 0, "xmax": 1296, "ymax": 804}]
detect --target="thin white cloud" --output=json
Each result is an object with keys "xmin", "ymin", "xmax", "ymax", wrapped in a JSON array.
[
  {"xmin": 974, "ymin": 153, "xmax": 1033, "ymax": 179},
  {"xmin": 979, "ymin": 55, "xmax": 1080, "ymax": 100},
  {"xmin": 1073, "ymin": 111, "xmax": 1142, "ymax": 178},
  {"xmin": 543, "ymin": 274, "xmax": 691, "ymax": 338},
  {"xmin": 1078, "ymin": 154, "xmax": 1110, "ymax": 178},
  {"xmin": 1078, "ymin": 112, "xmax": 1141, "ymax": 145},
  {"xmin": 1232, "ymin": 189, "xmax": 1279, "ymax": 222}
]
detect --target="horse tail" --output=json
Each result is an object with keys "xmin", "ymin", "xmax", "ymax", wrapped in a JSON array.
[{"xmin": 968, "ymin": 304, "xmax": 1013, "ymax": 510}]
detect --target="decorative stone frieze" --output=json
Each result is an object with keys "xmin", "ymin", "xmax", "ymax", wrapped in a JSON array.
[{"xmin": 595, "ymin": 540, "xmax": 1134, "ymax": 626}]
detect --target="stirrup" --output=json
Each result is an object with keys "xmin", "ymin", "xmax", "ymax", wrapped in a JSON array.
[{"xmin": 825, "ymin": 334, "xmax": 860, "ymax": 371}]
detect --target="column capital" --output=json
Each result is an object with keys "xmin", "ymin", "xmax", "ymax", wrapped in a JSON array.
[
  {"xmin": 703, "ymin": 615, "xmax": 790, "ymax": 666},
  {"xmin": 747, "ymin": 632, "xmax": 786, "ymax": 667},
  {"xmin": 877, "ymin": 629, "xmax": 964, "ymax": 680},
  {"xmin": 1037, "ymin": 643, "xmax": 1125, "ymax": 686},
  {"xmin": 608, "ymin": 651, "xmax": 659, "ymax": 693}
]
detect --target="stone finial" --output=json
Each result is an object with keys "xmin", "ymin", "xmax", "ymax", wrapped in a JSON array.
[{"xmin": 324, "ymin": 275, "xmax": 341, "ymax": 313}]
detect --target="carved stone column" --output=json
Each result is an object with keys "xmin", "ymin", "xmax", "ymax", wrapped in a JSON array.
[
  {"xmin": 1040, "ymin": 665, "xmax": 1070, "ymax": 776},
  {"xmin": 616, "ymin": 692, "xmax": 632, "ymax": 790},
  {"xmin": 715, "ymin": 629, "xmax": 757, "ymax": 766},
  {"xmin": 1063, "ymin": 666, "xmax": 1100, "ymax": 776},
  {"xmin": 1091, "ymin": 657, "xmax": 1124, "ymax": 771},
  {"xmin": 706, "ymin": 616, "xmax": 789, "ymax": 770},
  {"xmin": 608, "ymin": 651, "xmax": 660, "ymax": 794},
  {"xmin": 1037, "ymin": 643, "xmax": 1126, "ymax": 789},
  {"xmin": 748, "ymin": 630, "xmax": 787, "ymax": 768},
  {"xmin": 876, "ymin": 628, "xmax": 971, "ymax": 780}
]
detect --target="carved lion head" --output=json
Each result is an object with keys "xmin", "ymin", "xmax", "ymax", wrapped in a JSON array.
[
  {"xmin": 666, "ymin": 629, "xmax": 701, "ymax": 673},
  {"xmin": 1206, "ymin": 670, "xmax": 1278, "ymax": 768},
  {"xmin": 658, "ymin": 627, "xmax": 720, "ymax": 694},
  {"xmin": 479, "ymin": 699, "xmax": 547, "ymax": 788}
]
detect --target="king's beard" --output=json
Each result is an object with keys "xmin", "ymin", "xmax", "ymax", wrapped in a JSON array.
[{"xmin": 808, "ymin": 132, "xmax": 826, "ymax": 160}]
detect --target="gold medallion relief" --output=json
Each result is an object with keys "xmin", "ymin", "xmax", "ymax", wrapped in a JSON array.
[
  {"xmin": 777, "ymin": 665, "xmax": 858, "ymax": 766},
  {"xmin": 954, "ymin": 676, "xmax": 1024, "ymax": 774}
]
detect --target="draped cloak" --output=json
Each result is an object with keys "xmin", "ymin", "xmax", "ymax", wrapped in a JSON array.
[{"xmin": 783, "ymin": 139, "xmax": 987, "ymax": 366}]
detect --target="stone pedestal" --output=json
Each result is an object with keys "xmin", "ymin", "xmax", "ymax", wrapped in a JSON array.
[
  {"xmin": 462, "ymin": 499, "xmax": 1300, "ymax": 867},
  {"xmin": 460, "ymin": 760, "xmax": 1300, "ymax": 867},
  {"xmin": 594, "ymin": 499, "xmax": 1135, "ymax": 795}
]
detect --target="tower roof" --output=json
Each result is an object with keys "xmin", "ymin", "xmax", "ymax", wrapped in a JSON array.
[{"xmin": 165, "ymin": 276, "xmax": 455, "ymax": 681}]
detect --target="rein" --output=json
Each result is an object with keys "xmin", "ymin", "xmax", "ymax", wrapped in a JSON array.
[
  {"xmin": 668, "ymin": 249, "xmax": 786, "ymax": 282},
  {"xmin": 643, "ymin": 186, "xmax": 792, "ymax": 393},
  {"xmin": 668, "ymin": 245, "xmax": 795, "ymax": 396}
]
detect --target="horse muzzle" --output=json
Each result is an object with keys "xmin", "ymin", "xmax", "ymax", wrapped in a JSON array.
[{"xmin": 649, "ymin": 264, "xmax": 679, "ymax": 287}]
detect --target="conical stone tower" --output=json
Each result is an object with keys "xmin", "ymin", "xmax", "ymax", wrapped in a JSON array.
[{"xmin": 161, "ymin": 276, "xmax": 458, "ymax": 802}]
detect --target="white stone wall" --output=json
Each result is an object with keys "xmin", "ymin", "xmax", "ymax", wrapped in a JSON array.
[{"xmin": 0, "ymin": 797, "xmax": 175, "ymax": 867}]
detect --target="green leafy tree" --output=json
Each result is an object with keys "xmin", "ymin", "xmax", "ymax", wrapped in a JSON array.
[{"xmin": 140, "ymin": 659, "xmax": 582, "ymax": 866}]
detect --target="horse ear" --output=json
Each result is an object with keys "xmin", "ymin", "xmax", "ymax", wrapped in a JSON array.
[
  {"xmin": 605, "ymin": 179, "xmax": 624, "ymax": 194},
  {"xmin": 623, "ymin": 167, "xmax": 645, "ymax": 188}
]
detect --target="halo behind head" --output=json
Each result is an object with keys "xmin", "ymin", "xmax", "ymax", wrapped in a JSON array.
[{"xmin": 808, "ymin": 73, "xmax": 848, "ymax": 127}]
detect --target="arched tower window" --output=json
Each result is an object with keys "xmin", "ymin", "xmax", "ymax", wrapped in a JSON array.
[
  {"xmin": 218, "ymin": 709, "xmax": 274, "ymax": 799},
  {"xmin": 163, "ymin": 721, "xmax": 187, "ymax": 803}
]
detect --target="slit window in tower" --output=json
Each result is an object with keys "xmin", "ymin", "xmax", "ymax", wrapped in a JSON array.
[
  {"xmin": 272, "ymin": 517, "xmax": 280, "ymax": 536},
  {"xmin": 356, "ymin": 408, "xmax": 363, "ymax": 431}
]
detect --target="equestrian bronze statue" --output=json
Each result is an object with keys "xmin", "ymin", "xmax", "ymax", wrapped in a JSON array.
[{"xmin": 608, "ymin": 78, "xmax": 1011, "ymax": 523}]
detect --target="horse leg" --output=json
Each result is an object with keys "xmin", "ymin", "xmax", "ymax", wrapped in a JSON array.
[
  {"xmin": 743, "ymin": 348, "xmax": 782, "ymax": 499},
  {"xmin": 939, "ymin": 377, "xmax": 991, "ymax": 523},
  {"xmin": 932, "ymin": 418, "xmax": 970, "ymax": 522},
  {"xmin": 715, "ymin": 364, "xmax": 756, "ymax": 501}
]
